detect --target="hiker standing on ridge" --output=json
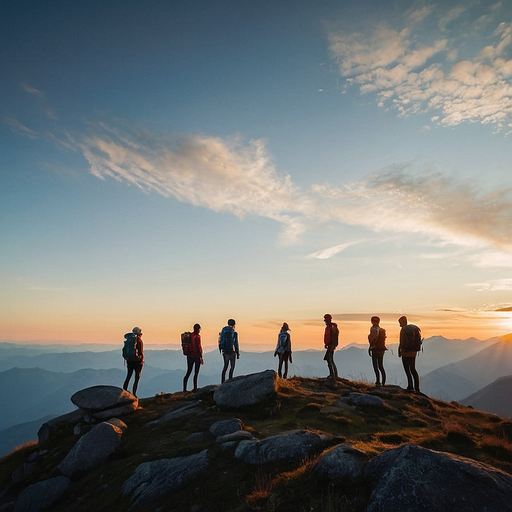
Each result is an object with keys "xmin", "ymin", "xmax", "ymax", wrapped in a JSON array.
[
  {"xmin": 274, "ymin": 322, "xmax": 292, "ymax": 378},
  {"xmin": 398, "ymin": 315, "xmax": 422, "ymax": 393},
  {"xmin": 219, "ymin": 319, "xmax": 239, "ymax": 383},
  {"xmin": 122, "ymin": 326, "xmax": 144, "ymax": 397},
  {"xmin": 323, "ymin": 314, "xmax": 339, "ymax": 383},
  {"xmin": 368, "ymin": 316, "xmax": 387, "ymax": 387},
  {"xmin": 183, "ymin": 323, "xmax": 203, "ymax": 392}
]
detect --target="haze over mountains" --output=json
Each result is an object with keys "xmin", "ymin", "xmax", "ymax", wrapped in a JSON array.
[{"xmin": 1, "ymin": 334, "xmax": 511, "ymax": 457}]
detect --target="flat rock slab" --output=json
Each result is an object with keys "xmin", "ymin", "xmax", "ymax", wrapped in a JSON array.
[{"xmin": 71, "ymin": 386, "xmax": 138, "ymax": 420}]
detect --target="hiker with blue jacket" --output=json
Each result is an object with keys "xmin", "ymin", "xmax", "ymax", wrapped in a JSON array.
[
  {"xmin": 274, "ymin": 322, "xmax": 292, "ymax": 378},
  {"xmin": 398, "ymin": 315, "xmax": 422, "ymax": 393},
  {"xmin": 219, "ymin": 319, "xmax": 240, "ymax": 383},
  {"xmin": 122, "ymin": 326, "xmax": 144, "ymax": 397}
]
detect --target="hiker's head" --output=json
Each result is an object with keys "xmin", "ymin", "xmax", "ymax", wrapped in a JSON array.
[
  {"xmin": 228, "ymin": 319, "xmax": 236, "ymax": 327},
  {"xmin": 193, "ymin": 323, "xmax": 201, "ymax": 333},
  {"xmin": 371, "ymin": 316, "xmax": 380, "ymax": 324},
  {"xmin": 323, "ymin": 314, "xmax": 332, "ymax": 323},
  {"xmin": 132, "ymin": 326, "xmax": 142, "ymax": 335},
  {"xmin": 398, "ymin": 316, "xmax": 408, "ymax": 327},
  {"xmin": 281, "ymin": 322, "xmax": 290, "ymax": 331}
]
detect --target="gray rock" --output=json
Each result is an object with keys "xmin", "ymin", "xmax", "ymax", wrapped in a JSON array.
[
  {"xmin": 14, "ymin": 476, "xmax": 70, "ymax": 512},
  {"xmin": 216, "ymin": 430, "xmax": 254, "ymax": 444},
  {"xmin": 57, "ymin": 421, "xmax": 123, "ymax": 478},
  {"xmin": 314, "ymin": 444, "xmax": 369, "ymax": 483},
  {"xmin": 209, "ymin": 418, "xmax": 244, "ymax": 438},
  {"xmin": 70, "ymin": 385, "xmax": 138, "ymax": 422},
  {"xmin": 37, "ymin": 410, "xmax": 84, "ymax": 444},
  {"xmin": 337, "ymin": 393, "xmax": 384, "ymax": 407},
  {"xmin": 214, "ymin": 370, "xmax": 278, "ymax": 410},
  {"xmin": 365, "ymin": 443, "xmax": 512, "ymax": 512},
  {"xmin": 148, "ymin": 401, "xmax": 202, "ymax": 425},
  {"xmin": 122, "ymin": 449, "xmax": 209, "ymax": 507},
  {"xmin": 186, "ymin": 432, "xmax": 210, "ymax": 444},
  {"xmin": 235, "ymin": 430, "xmax": 328, "ymax": 465}
]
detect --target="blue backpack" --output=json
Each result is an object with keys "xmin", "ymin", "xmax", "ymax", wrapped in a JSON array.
[
  {"xmin": 122, "ymin": 333, "xmax": 138, "ymax": 360},
  {"xmin": 219, "ymin": 327, "xmax": 234, "ymax": 352}
]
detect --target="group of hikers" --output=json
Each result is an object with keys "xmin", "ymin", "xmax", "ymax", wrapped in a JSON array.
[{"xmin": 122, "ymin": 314, "xmax": 423, "ymax": 397}]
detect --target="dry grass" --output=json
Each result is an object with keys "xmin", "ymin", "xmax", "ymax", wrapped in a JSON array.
[{"xmin": 2, "ymin": 377, "xmax": 512, "ymax": 512}]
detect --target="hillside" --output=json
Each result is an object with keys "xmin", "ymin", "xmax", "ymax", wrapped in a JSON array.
[
  {"xmin": 461, "ymin": 375, "xmax": 512, "ymax": 418},
  {"xmin": 1, "ymin": 376, "xmax": 512, "ymax": 511}
]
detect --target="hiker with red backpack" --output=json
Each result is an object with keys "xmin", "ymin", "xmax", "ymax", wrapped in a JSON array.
[
  {"xmin": 398, "ymin": 315, "xmax": 423, "ymax": 393},
  {"xmin": 368, "ymin": 316, "xmax": 387, "ymax": 387},
  {"xmin": 122, "ymin": 326, "xmax": 144, "ymax": 397},
  {"xmin": 183, "ymin": 323, "xmax": 203, "ymax": 392},
  {"xmin": 323, "ymin": 314, "xmax": 339, "ymax": 384}
]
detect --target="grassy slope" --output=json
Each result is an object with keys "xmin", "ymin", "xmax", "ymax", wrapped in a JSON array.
[{"xmin": 1, "ymin": 377, "xmax": 512, "ymax": 512}]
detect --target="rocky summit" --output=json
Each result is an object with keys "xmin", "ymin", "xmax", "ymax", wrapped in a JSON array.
[{"xmin": 2, "ymin": 371, "xmax": 512, "ymax": 511}]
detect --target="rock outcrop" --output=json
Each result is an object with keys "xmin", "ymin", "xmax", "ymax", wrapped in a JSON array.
[
  {"xmin": 365, "ymin": 443, "xmax": 512, "ymax": 512},
  {"xmin": 213, "ymin": 369, "xmax": 278, "ymax": 409},
  {"xmin": 57, "ymin": 421, "xmax": 123, "ymax": 478},
  {"xmin": 122, "ymin": 449, "xmax": 209, "ymax": 507},
  {"xmin": 71, "ymin": 385, "xmax": 138, "ymax": 422}
]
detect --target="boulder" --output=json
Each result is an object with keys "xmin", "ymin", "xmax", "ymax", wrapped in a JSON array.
[
  {"xmin": 14, "ymin": 476, "xmax": 70, "ymax": 512},
  {"xmin": 314, "ymin": 444, "xmax": 369, "ymax": 484},
  {"xmin": 57, "ymin": 421, "xmax": 123, "ymax": 478},
  {"xmin": 213, "ymin": 370, "xmax": 278, "ymax": 410},
  {"xmin": 209, "ymin": 418, "xmax": 244, "ymax": 438},
  {"xmin": 71, "ymin": 385, "xmax": 138, "ymax": 422},
  {"xmin": 122, "ymin": 449, "xmax": 209, "ymax": 507},
  {"xmin": 235, "ymin": 430, "xmax": 329, "ymax": 465},
  {"xmin": 37, "ymin": 410, "xmax": 84, "ymax": 444},
  {"xmin": 148, "ymin": 401, "xmax": 202, "ymax": 425},
  {"xmin": 365, "ymin": 443, "xmax": 512, "ymax": 512}
]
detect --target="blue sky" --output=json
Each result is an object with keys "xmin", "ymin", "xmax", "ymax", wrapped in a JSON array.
[{"xmin": 1, "ymin": 0, "xmax": 512, "ymax": 349}]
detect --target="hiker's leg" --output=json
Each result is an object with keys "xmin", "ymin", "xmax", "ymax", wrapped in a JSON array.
[
  {"xmin": 410, "ymin": 356, "xmax": 420, "ymax": 391},
  {"xmin": 402, "ymin": 357, "xmax": 414, "ymax": 390},
  {"xmin": 283, "ymin": 356, "xmax": 288, "ymax": 379},
  {"xmin": 277, "ymin": 356, "xmax": 283, "ymax": 378},
  {"xmin": 228, "ymin": 353, "xmax": 236, "ymax": 380},
  {"xmin": 132, "ymin": 364, "xmax": 142, "ymax": 397},
  {"xmin": 192, "ymin": 358, "xmax": 200, "ymax": 391},
  {"xmin": 221, "ymin": 353, "xmax": 229, "ymax": 383},
  {"xmin": 371, "ymin": 354, "xmax": 380, "ymax": 384},
  {"xmin": 123, "ymin": 366, "xmax": 134, "ymax": 391},
  {"xmin": 183, "ymin": 356, "xmax": 194, "ymax": 391},
  {"xmin": 378, "ymin": 353, "xmax": 386, "ymax": 385}
]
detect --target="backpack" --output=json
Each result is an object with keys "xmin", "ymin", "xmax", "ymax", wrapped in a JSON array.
[
  {"xmin": 181, "ymin": 332, "xmax": 192, "ymax": 356},
  {"xmin": 219, "ymin": 327, "xmax": 234, "ymax": 352},
  {"xmin": 331, "ymin": 323, "xmax": 339, "ymax": 348},
  {"xmin": 277, "ymin": 331, "xmax": 289, "ymax": 353},
  {"xmin": 403, "ymin": 325, "xmax": 423, "ymax": 352},
  {"xmin": 373, "ymin": 327, "xmax": 387, "ymax": 350},
  {"xmin": 122, "ymin": 333, "xmax": 139, "ymax": 360}
]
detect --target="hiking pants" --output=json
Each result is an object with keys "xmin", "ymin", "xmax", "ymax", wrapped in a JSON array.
[
  {"xmin": 183, "ymin": 356, "xmax": 201, "ymax": 391},
  {"xmin": 371, "ymin": 350, "xmax": 386, "ymax": 385},
  {"xmin": 402, "ymin": 356, "xmax": 420, "ymax": 392},
  {"xmin": 123, "ymin": 360, "xmax": 143, "ymax": 397},
  {"xmin": 324, "ymin": 349, "xmax": 338, "ymax": 380},
  {"xmin": 278, "ymin": 352, "xmax": 291, "ymax": 378},
  {"xmin": 221, "ymin": 352, "xmax": 236, "ymax": 383}
]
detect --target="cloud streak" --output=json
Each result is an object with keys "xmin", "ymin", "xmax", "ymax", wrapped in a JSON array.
[
  {"xmin": 329, "ymin": 3, "xmax": 512, "ymax": 130},
  {"xmin": 75, "ymin": 124, "xmax": 512, "ymax": 258}
]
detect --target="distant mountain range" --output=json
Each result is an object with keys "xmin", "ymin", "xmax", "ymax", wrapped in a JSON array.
[{"xmin": 0, "ymin": 334, "xmax": 511, "ymax": 457}]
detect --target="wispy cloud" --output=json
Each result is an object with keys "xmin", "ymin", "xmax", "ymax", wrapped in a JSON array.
[
  {"xmin": 4, "ymin": 117, "xmax": 36, "ymax": 138},
  {"xmin": 307, "ymin": 241, "xmax": 361, "ymax": 259},
  {"xmin": 329, "ymin": 3, "xmax": 512, "ymax": 130},
  {"xmin": 469, "ymin": 278, "xmax": 512, "ymax": 291},
  {"xmin": 74, "ymin": 124, "xmax": 512, "ymax": 258}
]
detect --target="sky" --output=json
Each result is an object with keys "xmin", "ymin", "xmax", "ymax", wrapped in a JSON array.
[{"xmin": 1, "ymin": 0, "xmax": 512, "ymax": 351}]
